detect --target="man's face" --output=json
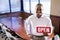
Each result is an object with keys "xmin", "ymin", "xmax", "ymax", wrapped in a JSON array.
[{"xmin": 36, "ymin": 6, "xmax": 42, "ymax": 16}]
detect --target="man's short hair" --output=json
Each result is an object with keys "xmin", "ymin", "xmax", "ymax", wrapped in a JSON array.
[{"xmin": 36, "ymin": 3, "xmax": 42, "ymax": 7}]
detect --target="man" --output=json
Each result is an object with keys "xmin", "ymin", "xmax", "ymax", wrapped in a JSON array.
[{"xmin": 25, "ymin": 3, "xmax": 54, "ymax": 40}]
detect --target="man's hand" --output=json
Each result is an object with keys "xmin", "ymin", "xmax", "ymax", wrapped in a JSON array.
[
  {"xmin": 43, "ymin": 32, "xmax": 48, "ymax": 36},
  {"xmin": 48, "ymin": 33, "xmax": 54, "ymax": 39},
  {"xmin": 42, "ymin": 30, "xmax": 48, "ymax": 36},
  {"xmin": 23, "ymin": 34, "xmax": 32, "ymax": 40},
  {"xmin": 28, "ymin": 34, "xmax": 33, "ymax": 39}
]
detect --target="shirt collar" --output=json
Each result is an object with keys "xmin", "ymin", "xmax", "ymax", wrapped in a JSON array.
[{"xmin": 35, "ymin": 13, "xmax": 44, "ymax": 18}]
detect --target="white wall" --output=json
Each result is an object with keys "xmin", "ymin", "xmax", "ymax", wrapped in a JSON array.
[{"xmin": 50, "ymin": 0, "xmax": 60, "ymax": 16}]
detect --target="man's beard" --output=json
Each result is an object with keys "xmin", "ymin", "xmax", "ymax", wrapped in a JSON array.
[{"xmin": 37, "ymin": 14, "xmax": 42, "ymax": 18}]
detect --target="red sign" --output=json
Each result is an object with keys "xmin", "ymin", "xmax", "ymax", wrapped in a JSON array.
[{"xmin": 36, "ymin": 27, "xmax": 51, "ymax": 33}]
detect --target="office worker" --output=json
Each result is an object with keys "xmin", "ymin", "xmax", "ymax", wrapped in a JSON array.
[{"xmin": 25, "ymin": 3, "xmax": 54, "ymax": 40}]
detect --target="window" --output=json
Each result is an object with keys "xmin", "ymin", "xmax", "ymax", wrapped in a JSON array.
[
  {"xmin": 0, "ymin": 0, "xmax": 21, "ymax": 14},
  {"xmin": 23, "ymin": 0, "xmax": 38, "ymax": 14},
  {"xmin": 23, "ymin": 0, "xmax": 30, "ymax": 13},
  {"xmin": 31, "ymin": 0, "xmax": 38, "ymax": 14},
  {"xmin": 23, "ymin": 0, "xmax": 51, "ymax": 16},
  {"xmin": 11, "ymin": 0, "xmax": 21, "ymax": 12},
  {"xmin": 40, "ymin": 0, "xmax": 51, "ymax": 16},
  {"xmin": 0, "ymin": 0, "xmax": 10, "ymax": 13}
]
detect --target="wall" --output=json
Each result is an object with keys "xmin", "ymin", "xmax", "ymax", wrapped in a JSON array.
[{"xmin": 50, "ymin": 0, "xmax": 60, "ymax": 16}]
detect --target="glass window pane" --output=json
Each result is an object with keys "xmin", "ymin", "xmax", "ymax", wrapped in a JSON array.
[
  {"xmin": 40, "ymin": 0, "xmax": 51, "ymax": 16},
  {"xmin": 23, "ymin": 0, "xmax": 30, "ymax": 13},
  {"xmin": 0, "ymin": 0, "xmax": 10, "ymax": 13},
  {"xmin": 31, "ymin": 0, "xmax": 38, "ymax": 14},
  {"xmin": 11, "ymin": 0, "xmax": 21, "ymax": 12}
]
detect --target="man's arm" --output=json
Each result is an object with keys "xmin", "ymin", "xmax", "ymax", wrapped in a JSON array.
[
  {"xmin": 47, "ymin": 17, "xmax": 54, "ymax": 39},
  {"xmin": 25, "ymin": 18, "xmax": 31, "ymax": 35}
]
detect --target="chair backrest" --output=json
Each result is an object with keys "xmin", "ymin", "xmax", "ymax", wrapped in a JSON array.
[
  {"xmin": 54, "ymin": 35, "xmax": 59, "ymax": 40},
  {"xmin": 0, "ymin": 23, "xmax": 3, "ymax": 30}
]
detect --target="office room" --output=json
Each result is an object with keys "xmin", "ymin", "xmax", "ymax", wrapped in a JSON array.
[{"xmin": 0, "ymin": 0, "xmax": 60, "ymax": 40}]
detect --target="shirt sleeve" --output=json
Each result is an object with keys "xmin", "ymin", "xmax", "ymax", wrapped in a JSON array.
[
  {"xmin": 47, "ymin": 17, "xmax": 54, "ymax": 35},
  {"xmin": 25, "ymin": 17, "xmax": 31, "ymax": 35}
]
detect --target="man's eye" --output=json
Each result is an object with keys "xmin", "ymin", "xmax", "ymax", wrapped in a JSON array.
[{"xmin": 37, "ymin": 9, "xmax": 41, "ymax": 10}]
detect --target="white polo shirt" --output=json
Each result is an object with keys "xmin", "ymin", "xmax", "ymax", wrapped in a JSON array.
[{"xmin": 25, "ymin": 15, "xmax": 54, "ymax": 36}]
